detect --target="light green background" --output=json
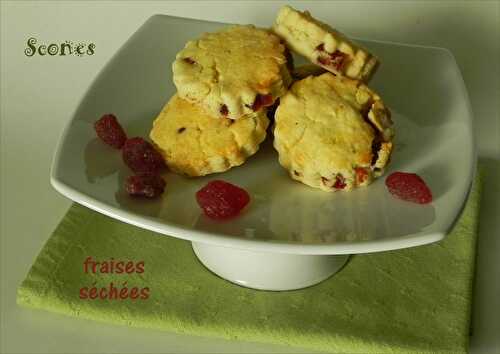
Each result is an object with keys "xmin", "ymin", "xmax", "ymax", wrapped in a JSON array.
[{"xmin": 1, "ymin": 1, "xmax": 499, "ymax": 353}]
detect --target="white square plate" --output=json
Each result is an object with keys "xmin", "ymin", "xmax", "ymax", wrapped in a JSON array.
[{"xmin": 51, "ymin": 15, "xmax": 475, "ymax": 255}]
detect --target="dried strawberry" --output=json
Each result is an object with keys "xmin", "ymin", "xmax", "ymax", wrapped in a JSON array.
[
  {"xmin": 329, "ymin": 50, "xmax": 346, "ymax": 70},
  {"xmin": 317, "ymin": 56, "xmax": 330, "ymax": 66},
  {"xmin": 334, "ymin": 174, "xmax": 346, "ymax": 189},
  {"xmin": 125, "ymin": 173, "xmax": 165, "ymax": 198},
  {"xmin": 220, "ymin": 104, "xmax": 229, "ymax": 116},
  {"xmin": 355, "ymin": 167, "xmax": 369, "ymax": 184},
  {"xmin": 385, "ymin": 172, "xmax": 432, "ymax": 204},
  {"xmin": 251, "ymin": 94, "xmax": 274, "ymax": 112},
  {"xmin": 321, "ymin": 174, "xmax": 346, "ymax": 190},
  {"xmin": 317, "ymin": 50, "xmax": 346, "ymax": 71},
  {"xmin": 94, "ymin": 114, "xmax": 127, "ymax": 149},
  {"xmin": 183, "ymin": 57, "xmax": 196, "ymax": 64},
  {"xmin": 122, "ymin": 137, "xmax": 165, "ymax": 174},
  {"xmin": 196, "ymin": 180, "xmax": 250, "ymax": 220}
]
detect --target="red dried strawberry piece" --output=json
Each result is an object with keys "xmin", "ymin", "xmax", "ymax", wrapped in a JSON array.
[
  {"xmin": 251, "ymin": 94, "xmax": 274, "ymax": 112},
  {"xmin": 94, "ymin": 114, "xmax": 127, "ymax": 149},
  {"xmin": 334, "ymin": 174, "xmax": 346, "ymax": 189},
  {"xmin": 385, "ymin": 172, "xmax": 432, "ymax": 204},
  {"xmin": 220, "ymin": 104, "xmax": 229, "ymax": 116},
  {"xmin": 329, "ymin": 50, "xmax": 346, "ymax": 70},
  {"xmin": 317, "ymin": 50, "xmax": 346, "ymax": 71},
  {"xmin": 355, "ymin": 167, "xmax": 369, "ymax": 184},
  {"xmin": 183, "ymin": 57, "xmax": 196, "ymax": 64},
  {"xmin": 122, "ymin": 137, "xmax": 165, "ymax": 174},
  {"xmin": 125, "ymin": 173, "xmax": 165, "ymax": 198},
  {"xmin": 317, "ymin": 56, "xmax": 330, "ymax": 66},
  {"xmin": 196, "ymin": 180, "xmax": 250, "ymax": 220}
]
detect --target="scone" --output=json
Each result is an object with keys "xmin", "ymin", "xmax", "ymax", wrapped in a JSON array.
[
  {"xmin": 267, "ymin": 64, "xmax": 326, "ymax": 122},
  {"xmin": 150, "ymin": 94, "xmax": 269, "ymax": 177},
  {"xmin": 172, "ymin": 25, "xmax": 292, "ymax": 120},
  {"xmin": 272, "ymin": 5, "xmax": 379, "ymax": 82},
  {"xmin": 273, "ymin": 72, "xmax": 393, "ymax": 192}
]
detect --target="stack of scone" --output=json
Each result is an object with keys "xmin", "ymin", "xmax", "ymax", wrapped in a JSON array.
[
  {"xmin": 150, "ymin": 25, "xmax": 291, "ymax": 176},
  {"xmin": 151, "ymin": 5, "xmax": 394, "ymax": 192}
]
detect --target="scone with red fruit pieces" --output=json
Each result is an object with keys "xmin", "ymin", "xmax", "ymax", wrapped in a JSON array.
[
  {"xmin": 150, "ymin": 94, "xmax": 269, "ymax": 177},
  {"xmin": 273, "ymin": 72, "xmax": 393, "ymax": 192},
  {"xmin": 272, "ymin": 5, "xmax": 379, "ymax": 82},
  {"xmin": 172, "ymin": 25, "xmax": 291, "ymax": 120}
]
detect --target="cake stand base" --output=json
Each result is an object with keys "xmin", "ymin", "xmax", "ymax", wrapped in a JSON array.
[{"xmin": 192, "ymin": 242, "xmax": 349, "ymax": 291}]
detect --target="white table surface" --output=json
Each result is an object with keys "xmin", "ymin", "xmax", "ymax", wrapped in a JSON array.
[{"xmin": 1, "ymin": 1, "xmax": 499, "ymax": 353}]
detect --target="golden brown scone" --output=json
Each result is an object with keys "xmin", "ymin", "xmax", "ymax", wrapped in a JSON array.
[
  {"xmin": 172, "ymin": 25, "xmax": 291, "ymax": 120},
  {"xmin": 273, "ymin": 73, "xmax": 393, "ymax": 192},
  {"xmin": 273, "ymin": 5, "xmax": 379, "ymax": 82},
  {"xmin": 150, "ymin": 94, "xmax": 269, "ymax": 177}
]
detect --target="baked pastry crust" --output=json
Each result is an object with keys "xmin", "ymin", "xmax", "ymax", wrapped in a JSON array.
[
  {"xmin": 272, "ymin": 5, "xmax": 379, "ymax": 82},
  {"xmin": 273, "ymin": 73, "xmax": 393, "ymax": 192},
  {"xmin": 150, "ymin": 94, "xmax": 269, "ymax": 177},
  {"xmin": 172, "ymin": 25, "xmax": 291, "ymax": 120}
]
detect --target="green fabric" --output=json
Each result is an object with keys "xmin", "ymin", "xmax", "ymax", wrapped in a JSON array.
[{"xmin": 18, "ymin": 176, "xmax": 481, "ymax": 354}]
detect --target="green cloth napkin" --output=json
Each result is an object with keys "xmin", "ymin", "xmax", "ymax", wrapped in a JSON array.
[{"xmin": 18, "ymin": 176, "xmax": 481, "ymax": 354}]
